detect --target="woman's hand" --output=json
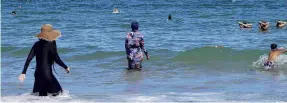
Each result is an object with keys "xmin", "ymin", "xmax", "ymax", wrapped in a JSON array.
[
  {"xmin": 66, "ymin": 67, "xmax": 70, "ymax": 73},
  {"xmin": 19, "ymin": 74, "xmax": 25, "ymax": 84}
]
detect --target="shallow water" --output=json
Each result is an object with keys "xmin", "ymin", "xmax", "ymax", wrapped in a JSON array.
[{"xmin": 2, "ymin": 0, "xmax": 287, "ymax": 102}]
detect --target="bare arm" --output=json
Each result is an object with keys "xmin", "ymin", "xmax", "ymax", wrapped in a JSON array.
[
  {"xmin": 238, "ymin": 22, "xmax": 243, "ymax": 25},
  {"xmin": 238, "ymin": 22, "xmax": 244, "ymax": 28},
  {"xmin": 239, "ymin": 22, "xmax": 252, "ymax": 28},
  {"xmin": 258, "ymin": 21, "xmax": 262, "ymax": 24},
  {"xmin": 280, "ymin": 49, "xmax": 287, "ymax": 53},
  {"xmin": 278, "ymin": 21, "xmax": 286, "ymax": 24},
  {"xmin": 246, "ymin": 24, "xmax": 252, "ymax": 26},
  {"xmin": 244, "ymin": 24, "xmax": 252, "ymax": 28},
  {"xmin": 266, "ymin": 22, "xmax": 270, "ymax": 28}
]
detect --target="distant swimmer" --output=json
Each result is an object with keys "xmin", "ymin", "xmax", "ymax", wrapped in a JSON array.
[
  {"xmin": 125, "ymin": 21, "xmax": 150, "ymax": 70},
  {"xmin": 168, "ymin": 15, "xmax": 172, "ymax": 20},
  {"xmin": 258, "ymin": 21, "xmax": 269, "ymax": 31},
  {"xmin": 264, "ymin": 43, "xmax": 287, "ymax": 69},
  {"xmin": 113, "ymin": 8, "xmax": 119, "ymax": 13},
  {"xmin": 12, "ymin": 11, "xmax": 16, "ymax": 15},
  {"xmin": 238, "ymin": 21, "xmax": 252, "ymax": 28},
  {"xmin": 276, "ymin": 20, "xmax": 286, "ymax": 28},
  {"xmin": 19, "ymin": 24, "xmax": 70, "ymax": 96},
  {"xmin": 19, "ymin": 5, "xmax": 22, "ymax": 8}
]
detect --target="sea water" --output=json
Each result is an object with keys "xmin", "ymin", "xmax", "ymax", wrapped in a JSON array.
[{"xmin": 2, "ymin": 0, "xmax": 287, "ymax": 102}]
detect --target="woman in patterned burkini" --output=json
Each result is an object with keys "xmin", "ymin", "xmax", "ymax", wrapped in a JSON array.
[{"xmin": 125, "ymin": 21, "xmax": 150, "ymax": 70}]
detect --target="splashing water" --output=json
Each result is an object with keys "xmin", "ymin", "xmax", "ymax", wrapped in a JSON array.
[
  {"xmin": 252, "ymin": 54, "xmax": 287, "ymax": 70},
  {"xmin": 1, "ymin": 90, "xmax": 75, "ymax": 102}
]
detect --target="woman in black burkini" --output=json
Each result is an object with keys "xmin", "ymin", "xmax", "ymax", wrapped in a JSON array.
[{"xmin": 19, "ymin": 24, "xmax": 70, "ymax": 96}]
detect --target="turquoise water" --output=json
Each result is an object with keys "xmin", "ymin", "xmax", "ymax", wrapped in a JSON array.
[{"xmin": 2, "ymin": 0, "xmax": 287, "ymax": 102}]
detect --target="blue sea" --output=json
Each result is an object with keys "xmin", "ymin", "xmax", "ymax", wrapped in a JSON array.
[{"xmin": 1, "ymin": 0, "xmax": 287, "ymax": 102}]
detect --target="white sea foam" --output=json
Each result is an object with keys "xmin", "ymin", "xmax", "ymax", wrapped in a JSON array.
[
  {"xmin": 170, "ymin": 92, "xmax": 225, "ymax": 102},
  {"xmin": 0, "ymin": 90, "xmax": 78, "ymax": 103},
  {"xmin": 3, "ymin": 91, "xmax": 283, "ymax": 102},
  {"xmin": 126, "ymin": 95, "xmax": 166, "ymax": 102},
  {"xmin": 124, "ymin": 92, "xmax": 225, "ymax": 102}
]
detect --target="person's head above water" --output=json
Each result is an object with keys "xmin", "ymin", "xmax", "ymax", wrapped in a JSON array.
[
  {"xmin": 261, "ymin": 20, "xmax": 267, "ymax": 23},
  {"xmin": 271, "ymin": 43, "xmax": 277, "ymax": 50},
  {"xmin": 242, "ymin": 21, "xmax": 247, "ymax": 24},
  {"xmin": 113, "ymin": 8, "xmax": 118, "ymax": 11},
  {"xmin": 259, "ymin": 21, "xmax": 268, "ymax": 28},
  {"xmin": 12, "ymin": 11, "xmax": 16, "ymax": 15},
  {"xmin": 168, "ymin": 15, "xmax": 172, "ymax": 20},
  {"xmin": 131, "ymin": 21, "xmax": 139, "ymax": 31}
]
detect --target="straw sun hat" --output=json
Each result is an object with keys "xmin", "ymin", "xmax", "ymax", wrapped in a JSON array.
[{"xmin": 35, "ymin": 24, "xmax": 61, "ymax": 41}]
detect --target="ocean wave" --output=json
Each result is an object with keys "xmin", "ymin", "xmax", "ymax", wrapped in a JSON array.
[
  {"xmin": 118, "ymin": 92, "xmax": 225, "ymax": 102},
  {"xmin": 6, "ymin": 45, "xmax": 287, "ymax": 71},
  {"xmin": 2, "ymin": 46, "xmax": 75, "ymax": 57},
  {"xmin": 2, "ymin": 45, "xmax": 267, "ymax": 62},
  {"xmin": 172, "ymin": 46, "xmax": 265, "ymax": 64}
]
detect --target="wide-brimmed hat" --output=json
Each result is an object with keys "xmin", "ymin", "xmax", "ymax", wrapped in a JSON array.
[{"xmin": 35, "ymin": 24, "xmax": 61, "ymax": 41}]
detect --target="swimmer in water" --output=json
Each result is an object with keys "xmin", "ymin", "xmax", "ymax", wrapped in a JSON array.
[
  {"xmin": 264, "ymin": 43, "xmax": 287, "ymax": 69},
  {"xmin": 12, "ymin": 11, "xmax": 16, "ymax": 15},
  {"xmin": 168, "ymin": 15, "xmax": 172, "ymax": 20},
  {"xmin": 113, "ymin": 8, "xmax": 119, "ymax": 13},
  {"xmin": 238, "ymin": 21, "xmax": 252, "ymax": 28},
  {"xmin": 276, "ymin": 20, "xmax": 286, "ymax": 28},
  {"xmin": 258, "ymin": 21, "xmax": 269, "ymax": 31}
]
